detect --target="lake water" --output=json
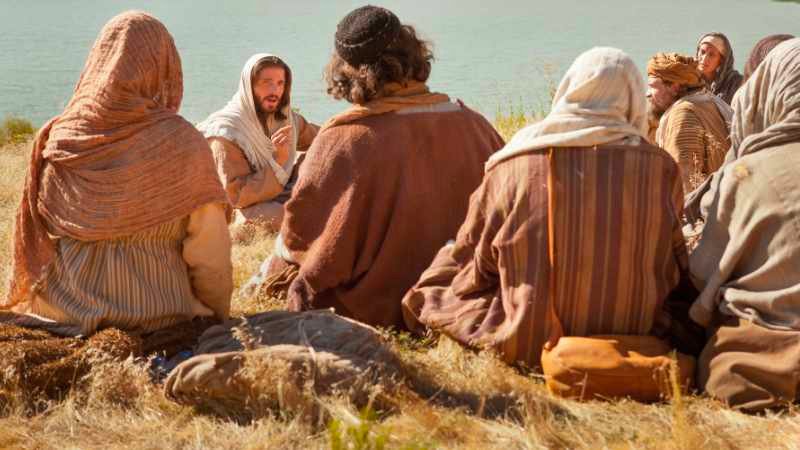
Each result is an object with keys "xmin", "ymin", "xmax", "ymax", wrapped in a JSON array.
[{"xmin": 1, "ymin": 0, "xmax": 797, "ymax": 126}]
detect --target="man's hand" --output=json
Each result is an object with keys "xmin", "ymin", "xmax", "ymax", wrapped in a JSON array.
[{"xmin": 271, "ymin": 124, "xmax": 292, "ymax": 166}]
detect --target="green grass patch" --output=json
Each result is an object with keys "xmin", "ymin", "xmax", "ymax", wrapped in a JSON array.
[{"xmin": 0, "ymin": 115, "xmax": 36, "ymax": 145}]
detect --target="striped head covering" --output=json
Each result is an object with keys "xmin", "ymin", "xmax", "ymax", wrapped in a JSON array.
[
  {"xmin": 6, "ymin": 11, "xmax": 226, "ymax": 308},
  {"xmin": 647, "ymin": 52, "xmax": 705, "ymax": 89},
  {"xmin": 486, "ymin": 47, "xmax": 646, "ymax": 171}
]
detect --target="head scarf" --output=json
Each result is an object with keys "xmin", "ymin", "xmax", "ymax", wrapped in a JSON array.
[
  {"xmin": 647, "ymin": 52, "xmax": 705, "ymax": 89},
  {"xmin": 696, "ymin": 32, "xmax": 744, "ymax": 104},
  {"xmin": 685, "ymin": 39, "xmax": 800, "ymax": 221},
  {"xmin": 6, "ymin": 11, "xmax": 226, "ymax": 307},
  {"xmin": 197, "ymin": 54, "xmax": 297, "ymax": 181},
  {"xmin": 728, "ymin": 38, "xmax": 800, "ymax": 159},
  {"xmin": 743, "ymin": 34, "xmax": 795, "ymax": 81},
  {"xmin": 486, "ymin": 47, "xmax": 647, "ymax": 171}
]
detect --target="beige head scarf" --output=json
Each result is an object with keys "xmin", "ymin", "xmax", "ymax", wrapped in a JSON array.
[
  {"xmin": 198, "ymin": 54, "xmax": 297, "ymax": 185},
  {"xmin": 699, "ymin": 35, "xmax": 727, "ymax": 58},
  {"xmin": 696, "ymin": 32, "xmax": 743, "ymax": 104},
  {"xmin": 728, "ymin": 38, "xmax": 800, "ymax": 159},
  {"xmin": 486, "ymin": 47, "xmax": 647, "ymax": 171},
  {"xmin": 6, "ymin": 11, "xmax": 226, "ymax": 307}
]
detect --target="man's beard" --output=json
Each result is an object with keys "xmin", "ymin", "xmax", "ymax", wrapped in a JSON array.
[
  {"xmin": 255, "ymin": 95, "xmax": 281, "ymax": 116},
  {"xmin": 647, "ymin": 100, "xmax": 666, "ymax": 124}
]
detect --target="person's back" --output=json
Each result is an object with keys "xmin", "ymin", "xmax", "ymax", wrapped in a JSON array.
[
  {"xmin": 254, "ymin": 6, "xmax": 504, "ymax": 329},
  {"xmin": 3, "ymin": 12, "xmax": 232, "ymax": 336},
  {"xmin": 283, "ymin": 100, "xmax": 501, "ymax": 327},
  {"xmin": 405, "ymin": 141, "xmax": 684, "ymax": 365},
  {"xmin": 403, "ymin": 47, "xmax": 686, "ymax": 366},
  {"xmin": 32, "ymin": 204, "xmax": 230, "ymax": 335}
]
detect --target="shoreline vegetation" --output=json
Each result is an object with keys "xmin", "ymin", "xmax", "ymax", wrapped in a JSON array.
[{"xmin": 0, "ymin": 116, "xmax": 798, "ymax": 449}]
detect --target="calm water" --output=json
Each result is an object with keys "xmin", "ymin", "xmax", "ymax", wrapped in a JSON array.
[{"xmin": 1, "ymin": 1, "xmax": 797, "ymax": 126}]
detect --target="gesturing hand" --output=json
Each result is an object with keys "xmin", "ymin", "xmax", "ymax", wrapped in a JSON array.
[{"xmin": 271, "ymin": 124, "xmax": 292, "ymax": 166}]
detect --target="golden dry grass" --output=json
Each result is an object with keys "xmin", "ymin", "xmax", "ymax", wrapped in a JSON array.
[{"xmin": 0, "ymin": 140, "xmax": 798, "ymax": 449}]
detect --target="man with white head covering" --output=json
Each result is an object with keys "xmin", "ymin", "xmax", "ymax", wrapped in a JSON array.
[
  {"xmin": 685, "ymin": 39, "xmax": 800, "ymax": 412},
  {"xmin": 198, "ymin": 54, "xmax": 319, "ymax": 234},
  {"xmin": 402, "ymin": 47, "xmax": 687, "ymax": 367}
]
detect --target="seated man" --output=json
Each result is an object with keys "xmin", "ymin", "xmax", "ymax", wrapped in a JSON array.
[
  {"xmin": 253, "ymin": 6, "xmax": 504, "ymax": 329},
  {"xmin": 647, "ymin": 53, "xmax": 733, "ymax": 193},
  {"xmin": 198, "ymin": 54, "xmax": 319, "ymax": 235},
  {"xmin": 402, "ymin": 48, "xmax": 687, "ymax": 367},
  {"xmin": 685, "ymin": 39, "xmax": 800, "ymax": 412},
  {"xmin": 3, "ymin": 11, "xmax": 232, "ymax": 336}
]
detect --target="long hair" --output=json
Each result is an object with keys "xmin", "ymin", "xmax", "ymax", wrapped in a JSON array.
[
  {"xmin": 324, "ymin": 25, "xmax": 433, "ymax": 105},
  {"xmin": 251, "ymin": 56, "xmax": 292, "ymax": 121}
]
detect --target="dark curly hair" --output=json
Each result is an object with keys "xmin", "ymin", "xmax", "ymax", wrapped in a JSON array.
[{"xmin": 324, "ymin": 25, "xmax": 433, "ymax": 105}]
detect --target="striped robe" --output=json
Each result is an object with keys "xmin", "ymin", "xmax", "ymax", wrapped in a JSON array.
[
  {"xmin": 402, "ymin": 142, "xmax": 687, "ymax": 367},
  {"xmin": 18, "ymin": 203, "xmax": 233, "ymax": 336},
  {"xmin": 656, "ymin": 93, "xmax": 731, "ymax": 193}
]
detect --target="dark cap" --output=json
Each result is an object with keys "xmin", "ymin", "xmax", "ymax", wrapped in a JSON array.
[{"xmin": 334, "ymin": 5, "xmax": 401, "ymax": 67}]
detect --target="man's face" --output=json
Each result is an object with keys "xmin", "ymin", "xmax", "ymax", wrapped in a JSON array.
[
  {"xmin": 647, "ymin": 76, "xmax": 680, "ymax": 116},
  {"xmin": 252, "ymin": 66, "xmax": 286, "ymax": 115},
  {"xmin": 696, "ymin": 43, "xmax": 722, "ymax": 80}
]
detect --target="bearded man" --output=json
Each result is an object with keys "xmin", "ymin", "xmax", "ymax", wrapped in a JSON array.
[
  {"xmin": 647, "ymin": 53, "xmax": 732, "ymax": 193},
  {"xmin": 247, "ymin": 6, "xmax": 504, "ymax": 329},
  {"xmin": 198, "ymin": 54, "xmax": 319, "ymax": 235}
]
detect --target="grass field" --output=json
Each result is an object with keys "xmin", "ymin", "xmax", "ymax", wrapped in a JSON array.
[{"xmin": 0, "ymin": 118, "xmax": 798, "ymax": 449}]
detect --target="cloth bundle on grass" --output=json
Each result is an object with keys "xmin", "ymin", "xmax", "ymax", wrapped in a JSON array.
[{"xmin": 165, "ymin": 310, "xmax": 403, "ymax": 416}]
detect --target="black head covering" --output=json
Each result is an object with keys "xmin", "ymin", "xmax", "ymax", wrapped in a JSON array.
[{"xmin": 335, "ymin": 5, "xmax": 401, "ymax": 67}]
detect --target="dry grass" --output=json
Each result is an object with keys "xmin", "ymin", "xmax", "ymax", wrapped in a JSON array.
[{"xmin": 0, "ymin": 139, "xmax": 798, "ymax": 449}]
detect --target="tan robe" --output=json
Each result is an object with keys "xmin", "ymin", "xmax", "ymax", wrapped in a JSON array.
[
  {"xmin": 272, "ymin": 101, "xmax": 504, "ymax": 329},
  {"xmin": 656, "ymin": 93, "xmax": 731, "ymax": 193},
  {"xmin": 14, "ymin": 203, "xmax": 232, "ymax": 336},
  {"xmin": 209, "ymin": 113, "xmax": 319, "ymax": 231},
  {"xmin": 689, "ymin": 142, "xmax": 800, "ymax": 410},
  {"xmin": 403, "ymin": 143, "xmax": 687, "ymax": 367}
]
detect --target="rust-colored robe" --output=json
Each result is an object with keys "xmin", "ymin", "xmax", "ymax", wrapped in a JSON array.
[
  {"xmin": 403, "ymin": 143, "xmax": 688, "ymax": 366},
  {"xmin": 275, "ymin": 101, "xmax": 504, "ymax": 329}
]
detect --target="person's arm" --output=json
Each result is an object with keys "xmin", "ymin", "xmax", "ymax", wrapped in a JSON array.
[
  {"xmin": 293, "ymin": 113, "xmax": 320, "ymax": 152},
  {"xmin": 182, "ymin": 202, "xmax": 233, "ymax": 320},
  {"xmin": 659, "ymin": 104, "xmax": 706, "ymax": 193},
  {"xmin": 688, "ymin": 163, "xmax": 751, "ymax": 327},
  {"xmin": 208, "ymin": 137, "xmax": 284, "ymax": 208}
]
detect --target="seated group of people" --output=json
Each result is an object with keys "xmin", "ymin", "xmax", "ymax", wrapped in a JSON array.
[{"xmin": 2, "ymin": 6, "xmax": 798, "ymax": 413}]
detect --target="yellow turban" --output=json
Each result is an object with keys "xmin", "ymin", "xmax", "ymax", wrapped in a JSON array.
[{"xmin": 647, "ymin": 52, "xmax": 705, "ymax": 89}]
